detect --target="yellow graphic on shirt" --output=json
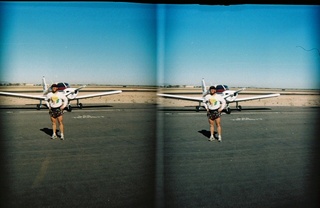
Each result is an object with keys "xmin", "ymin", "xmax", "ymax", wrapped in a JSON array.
[
  {"xmin": 209, "ymin": 98, "xmax": 218, "ymax": 106},
  {"xmin": 51, "ymin": 95, "xmax": 60, "ymax": 104}
]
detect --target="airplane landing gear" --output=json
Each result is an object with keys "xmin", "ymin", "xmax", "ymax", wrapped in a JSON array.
[
  {"xmin": 236, "ymin": 102, "xmax": 242, "ymax": 111},
  {"xmin": 225, "ymin": 106, "xmax": 231, "ymax": 114},
  {"xmin": 196, "ymin": 102, "xmax": 203, "ymax": 112},
  {"xmin": 37, "ymin": 100, "xmax": 43, "ymax": 110},
  {"xmin": 66, "ymin": 105, "xmax": 72, "ymax": 112},
  {"xmin": 76, "ymin": 99, "xmax": 83, "ymax": 109},
  {"xmin": 64, "ymin": 101, "xmax": 82, "ymax": 112}
]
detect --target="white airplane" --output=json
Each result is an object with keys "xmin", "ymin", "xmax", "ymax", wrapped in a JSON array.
[
  {"xmin": 157, "ymin": 78, "xmax": 280, "ymax": 114},
  {"xmin": 0, "ymin": 76, "xmax": 122, "ymax": 112}
]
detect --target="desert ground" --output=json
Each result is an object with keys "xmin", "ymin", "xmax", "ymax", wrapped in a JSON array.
[{"xmin": 0, "ymin": 86, "xmax": 319, "ymax": 107}]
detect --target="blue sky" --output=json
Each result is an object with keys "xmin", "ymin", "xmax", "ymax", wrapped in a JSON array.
[{"xmin": 1, "ymin": 3, "xmax": 319, "ymax": 89}]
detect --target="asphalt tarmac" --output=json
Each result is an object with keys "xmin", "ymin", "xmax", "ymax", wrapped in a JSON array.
[{"xmin": 0, "ymin": 104, "xmax": 319, "ymax": 208}]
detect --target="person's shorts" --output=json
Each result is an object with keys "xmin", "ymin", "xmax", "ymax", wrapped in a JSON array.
[
  {"xmin": 207, "ymin": 110, "xmax": 221, "ymax": 120},
  {"xmin": 49, "ymin": 107, "xmax": 63, "ymax": 118}
]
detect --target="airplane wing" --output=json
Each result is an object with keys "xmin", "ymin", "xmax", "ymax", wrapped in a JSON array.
[
  {"xmin": 231, "ymin": 93, "xmax": 280, "ymax": 103},
  {"xmin": 157, "ymin": 93, "xmax": 204, "ymax": 102},
  {"xmin": 0, "ymin": 92, "xmax": 46, "ymax": 100},
  {"xmin": 71, "ymin": 90, "xmax": 122, "ymax": 100}
]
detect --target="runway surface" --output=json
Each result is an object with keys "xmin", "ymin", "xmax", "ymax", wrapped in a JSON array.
[{"xmin": 0, "ymin": 104, "xmax": 319, "ymax": 208}]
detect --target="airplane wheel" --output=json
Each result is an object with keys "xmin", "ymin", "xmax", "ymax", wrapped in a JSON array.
[
  {"xmin": 67, "ymin": 105, "xmax": 72, "ymax": 112},
  {"xmin": 237, "ymin": 105, "xmax": 242, "ymax": 111},
  {"xmin": 225, "ymin": 107, "xmax": 231, "ymax": 114},
  {"xmin": 36, "ymin": 104, "xmax": 41, "ymax": 110},
  {"xmin": 78, "ymin": 103, "xmax": 83, "ymax": 109}
]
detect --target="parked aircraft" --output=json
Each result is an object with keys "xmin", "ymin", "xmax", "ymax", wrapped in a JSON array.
[
  {"xmin": 157, "ymin": 79, "xmax": 280, "ymax": 114},
  {"xmin": 0, "ymin": 76, "xmax": 122, "ymax": 112}
]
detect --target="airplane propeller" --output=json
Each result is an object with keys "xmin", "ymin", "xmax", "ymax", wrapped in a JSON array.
[
  {"xmin": 223, "ymin": 88, "xmax": 245, "ymax": 99},
  {"xmin": 64, "ymin": 85, "xmax": 86, "ymax": 96}
]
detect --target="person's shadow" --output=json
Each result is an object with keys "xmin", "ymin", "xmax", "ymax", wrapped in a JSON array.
[
  {"xmin": 40, "ymin": 128, "xmax": 59, "ymax": 137},
  {"xmin": 198, "ymin": 129, "xmax": 218, "ymax": 139}
]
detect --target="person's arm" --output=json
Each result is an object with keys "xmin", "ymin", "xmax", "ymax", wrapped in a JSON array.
[
  {"xmin": 203, "ymin": 95, "xmax": 210, "ymax": 112},
  {"xmin": 218, "ymin": 96, "xmax": 226, "ymax": 112},
  {"xmin": 205, "ymin": 103, "xmax": 210, "ymax": 112},
  {"xmin": 45, "ymin": 94, "xmax": 51, "ymax": 109},
  {"xmin": 60, "ymin": 93, "xmax": 68, "ymax": 110}
]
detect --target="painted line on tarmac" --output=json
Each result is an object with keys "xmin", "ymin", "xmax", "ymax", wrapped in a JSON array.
[
  {"xmin": 73, "ymin": 115, "xmax": 105, "ymax": 119},
  {"xmin": 230, "ymin": 117, "xmax": 263, "ymax": 121}
]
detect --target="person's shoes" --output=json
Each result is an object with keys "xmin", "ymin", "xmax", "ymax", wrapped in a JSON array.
[
  {"xmin": 218, "ymin": 135, "xmax": 222, "ymax": 142},
  {"xmin": 51, "ymin": 134, "xmax": 57, "ymax": 139},
  {"xmin": 208, "ymin": 135, "xmax": 214, "ymax": 141},
  {"xmin": 60, "ymin": 134, "xmax": 64, "ymax": 140}
]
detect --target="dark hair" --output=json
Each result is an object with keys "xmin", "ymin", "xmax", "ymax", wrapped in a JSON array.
[
  {"xmin": 51, "ymin": 84, "xmax": 58, "ymax": 88},
  {"xmin": 209, "ymin": 86, "xmax": 216, "ymax": 90}
]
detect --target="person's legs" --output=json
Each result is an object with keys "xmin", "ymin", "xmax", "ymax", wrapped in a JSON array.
[
  {"xmin": 51, "ymin": 117, "xmax": 57, "ymax": 139},
  {"xmin": 208, "ymin": 118, "xmax": 215, "ymax": 141},
  {"xmin": 215, "ymin": 117, "xmax": 222, "ymax": 142},
  {"xmin": 57, "ymin": 115, "xmax": 64, "ymax": 139}
]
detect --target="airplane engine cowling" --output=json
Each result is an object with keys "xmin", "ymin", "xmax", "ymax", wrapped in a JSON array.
[
  {"xmin": 226, "ymin": 96, "xmax": 236, "ymax": 102},
  {"xmin": 67, "ymin": 93, "xmax": 76, "ymax": 99}
]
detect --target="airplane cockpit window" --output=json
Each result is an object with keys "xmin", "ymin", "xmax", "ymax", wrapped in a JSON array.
[
  {"xmin": 57, "ymin": 83, "xmax": 64, "ymax": 88},
  {"xmin": 56, "ymin": 82, "xmax": 69, "ymax": 91},
  {"xmin": 216, "ymin": 85, "xmax": 226, "ymax": 93},
  {"xmin": 57, "ymin": 83, "xmax": 70, "ymax": 88}
]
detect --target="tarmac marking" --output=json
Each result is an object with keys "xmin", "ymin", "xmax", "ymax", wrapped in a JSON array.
[
  {"xmin": 230, "ymin": 117, "xmax": 263, "ymax": 121},
  {"xmin": 32, "ymin": 156, "xmax": 50, "ymax": 188},
  {"xmin": 73, "ymin": 115, "xmax": 105, "ymax": 119}
]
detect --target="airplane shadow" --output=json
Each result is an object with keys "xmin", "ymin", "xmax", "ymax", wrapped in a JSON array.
[
  {"xmin": 158, "ymin": 107, "xmax": 202, "ymax": 112},
  {"xmin": 237, "ymin": 107, "xmax": 272, "ymax": 111},
  {"xmin": 0, "ymin": 105, "xmax": 42, "ymax": 110},
  {"xmin": 78, "ymin": 104, "xmax": 113, "ymax": 109},
  {"xmin": 198, "ymin": 130, "xmax": 218, "ymax": 139},
  {"xmin": 0, "ymin": 104, "xmax": 113, "ymax": 110},
  {"xmin": 158, "ymin": 107, "xmax": 273, "ymax": 112}
]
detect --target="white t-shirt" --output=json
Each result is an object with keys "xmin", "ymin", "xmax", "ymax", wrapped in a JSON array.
[
  {"xmin": 46, "ymin": 92, "xmax": 68, "ymax": 108},
  {"xmin": 204, "ymin": 93, "xmax": 226, "ymax": 110}
]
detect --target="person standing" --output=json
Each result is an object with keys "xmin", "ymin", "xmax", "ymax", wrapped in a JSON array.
[
  {"xmin": 45, "ymin": 84, "xmax": 68, "ymax": 140},
  {"xmin": 204, "ymin": 86, "xmax": 226, "ymax": 142}
]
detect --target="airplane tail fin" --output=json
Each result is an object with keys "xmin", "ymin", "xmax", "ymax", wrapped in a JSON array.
[
  {"xmin": 201, "ymin": 78, "xmax": 208, "ymax": 96},
  {"xmin": 42, "ymin": 76, "xmax": 49, "ymax": 94}
]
